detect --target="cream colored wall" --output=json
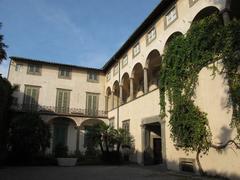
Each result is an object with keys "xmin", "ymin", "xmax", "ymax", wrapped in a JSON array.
[
  {"xmin": 8, "ymin": 60, "xmax": 106, "ymax": 112},
  {"xmin": 105, "ymin": 0, "xmax": 225, "ymax": 90},
  {"xmin": 105, "ymin": 0, "xmax": 240, "ymax": 178}
]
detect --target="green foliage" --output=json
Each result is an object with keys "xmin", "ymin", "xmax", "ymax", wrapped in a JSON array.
[
  {"xmin": 86, "ymin": 123, "xmax": 134, "ymax": 153},
  {"xmin": 8, "ymin": 112, "xmax": 51, "ymax": 157},
  {"xmin": 53, "ymin": 143, "xmax": 68, "ymax": 158},
  {"xmin": 170, "ymin": 98, "xmax": 211, "ymax": 153},
  {"xmin": 160, "ymin": 14, "xmax": 240, "ymax": 154},
  {"xmin": 0, "ymin": 77, "xmax": 16, "ymax": 164},
  {"xmin": 0, "ymin": 23, "xmax": 7, "ymax": 63}
]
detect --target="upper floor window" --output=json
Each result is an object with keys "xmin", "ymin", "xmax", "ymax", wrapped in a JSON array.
[
  {"xmin": 58, "ymin": 67, "xmax": 72, "ymax": 79},
  {"xmin": 23, "ymin": 85, "xmax": 40, "ymax": 110},
  {"xmin": 107, "ymin": 71, "xmax": 111, "ymax": 81},
  {"xmin": 165, "ymin": 6, "xmax": 178, "ymax": 27},
  {"xmin": 15, "ymin": 64, "xmax": 23, "ymax": 72},
  {"xmin": 109, "ymin": 118, "xmax": 114, "ymax": 128},
  {"xmin": 113, "ymin": 63, "xmax": 119, "ymax": 75},
  {"xmin": 146, "ymin": 27, "xmax": 156, "ymax": 45},
  {"xmin": 122, "ymin": 55, "xmax": 128, "ymax": 68},
  {"xmin": 86, "ymin": 92, "xmax": 99, "ymax": 116},
  {"xmin": 189, "ymin": 0, "xmax": 199, "ymax": 7},
  {"xmin": 122, "ymin": 120, "xmax": 130, "ymax": 132},
  {"xmin": 55, "ymin": 88, "xmax": 71, "ymax": 114},
  {"xmin": 87, "ymin": 71, "xmax": 99, "ymax": 82},
  {"xmin": 133, "ymin": 42, "xmax": 140, "ymax": 57},
  {"xmin": 27, "ymin": 64, "xmax": 42, "ymax": 75}
]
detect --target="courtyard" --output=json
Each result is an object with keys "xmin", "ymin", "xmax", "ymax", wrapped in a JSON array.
[{"xmin": 0, "ymin": 165, "xmax": 221, "ymax": 180}]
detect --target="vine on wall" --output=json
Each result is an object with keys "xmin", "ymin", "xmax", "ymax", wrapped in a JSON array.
[{"xmin": 159, "ymin": 14, "xmax": 240, "ymax": 174}]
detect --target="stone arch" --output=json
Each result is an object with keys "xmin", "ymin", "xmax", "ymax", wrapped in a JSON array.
[
  {"xmin": 192, "ymin": 6, "xmax": 220, "ymax": 24},
  {"xmin": 49, "ymin": 117, "xmax": 78, "ymax": 152},
  {"xmin": 112, "ymin": 80, "xmax": 120, "ymax": 109},
  {"xmin": 121, "ymin": 72, "xmax": 130, "ymax": 104},
  {"xmin": 80, "ymin": 118, "xmax": 105, "ymax": 130},
  {"xmin": 145, "ymin": 50, "xmax": 162, "ymax": 91},
  {"xmin": 163, "ymin": 31, "xmax": 183, "ymax": 51},
  {"xmin": 106, "ymin": 87, "xmax": 112, "ymax": 111},
  {"xmin": 131, "ymin": 63, "xmax": 144, "ymax": 98}
]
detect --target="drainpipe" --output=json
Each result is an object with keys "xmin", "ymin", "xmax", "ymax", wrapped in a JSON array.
[{"xmin": 117, "ymin": 57, "xmax": 120, "ymax": 129}]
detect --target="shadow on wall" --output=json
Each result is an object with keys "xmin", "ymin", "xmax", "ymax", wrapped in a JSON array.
[{"xmin": 130, "ymin": 147, "xmax": 240, "ymax": 179}]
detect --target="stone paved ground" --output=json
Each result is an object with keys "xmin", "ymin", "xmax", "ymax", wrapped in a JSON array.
[{"xmin": 0, "ymin": 165, "xmax": 221, "ymax": 180}]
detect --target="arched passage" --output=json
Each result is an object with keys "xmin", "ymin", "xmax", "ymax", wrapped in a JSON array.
[
  {"xmin": 112, "ymin": 81, "xmax": 120, "ymax": 109},
  {"xmin": 230, "ymin": 0, "xmax": 240, "ymax": 19},
  {"xmin": 49, "ymin": 117, "xmax": 77, "ymax": 153},
  {"xmin": 121, "ymin": 73, "xmax": 130, "ymax": 104},
  {"xmin": 192, "ymin": 6, "xmax": 220, "ymax": 24},
  {"xmin": 132, "ymin": 63, "xmax": 144, "ymax": 98},
  {"xmin": 146, "ymin": 50, "xmax": 162, "ymax": 91},
  {"xmin": 80, "ymin": 118, "xmax": 105, "ymax": 149},
  {"xmin": 106, "ymin": 87, "xmax": 112, "ymax": 111},
  {"xmin": 164, "ymin": 31, "xmax": 183, "ymax": 50}
]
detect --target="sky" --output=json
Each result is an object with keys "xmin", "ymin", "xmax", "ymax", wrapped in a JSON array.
[{"xmin": 0, "ymin": 0, "xmax": 160, "ymax": 77}]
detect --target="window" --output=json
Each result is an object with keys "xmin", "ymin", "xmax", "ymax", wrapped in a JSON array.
[
  {"xmin": 56, "ymin": 89, "xmax": 71, "ymax": 113},
  {"xmin": 87, "ymin": 71, "xmax": 99, "ymax": 82},
  {"xmin": 15, "ymin": 64, "xmax": 23, "ymax": 72},
  {"xmin": 109, "ymin": 118, "xmax": 114, "ymax": 128},
  {"xmin": 23, "ymin": 85, "xmax": 40, "ymax": 110},
  {"xmin": 27, "ymin": 64, "xmax": 42, "ymax": 75},
  {"xmin": 122, "ymin": 120, "xmax": 130, "ymax": 132},
  {"xmin": 133, "ymin": 42, "xmax": 140, "ymax": 57},
  {"xmin": 165, "ymin": 6, "xmax": 178, "ymax": 27},
  {"xmin": 86, "ymin": 93, "xmax": 99, "ymax": 116},
  {"xmin": 122, "ymin": 55, "xmax": 128, "ymax": 68},
  {"xmin": 189, "ymin": 0, "xmax": 199, "ymax": 7},
  {"xmin": 58, "ymin": 67, "xmax": 72, "ymax": 79},
  {"xmin": 146, "ymin": 27, "xmax": 156, "ymax": 44},
  {"xmin": 106, "ymin": 71, "xmax": 111, "ymax": 81},
  {"xmin": 113, "ymin": 63, "xmax": 119, "ymax": 75}
]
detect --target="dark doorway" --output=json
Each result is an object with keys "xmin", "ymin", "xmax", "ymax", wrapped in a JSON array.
[
  {"xmin": 143, "ymin": 122, "xmax": 162, "ymax": 165},
  {"xmin": 153, "ymin": 138, "xmax": 162, "ymax": 164}
]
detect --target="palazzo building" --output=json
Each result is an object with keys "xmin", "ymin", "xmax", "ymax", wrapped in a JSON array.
[{"xmin": 7, "ymin": 0, "xmax": 240, "ymax": 178}]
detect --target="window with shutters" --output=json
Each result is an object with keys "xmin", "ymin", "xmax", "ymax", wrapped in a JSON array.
[
  {"xmin": 122, "ymin": 55, "xmax": 128, "ymax": 68},
  {"xmin": 146, "ymin": 27, "xmax": 156, "ymax": 45},
  {"xmin": 86, "ymin": 93, "xmax": 99, "ymax": 116},
  {"xmin": 165, "ymin": 6, "xmax": 178, "ymax": 28},
  {"xmin": 27, "ymin": 63, "xmax": 42, "ymax": 75},
  {"xmin": 87, "ymin": 71, "xmax": 99, "ymax": 83},
  {"xmin": 23, "ymin": 85, "xmax": 40, "ymax": 111},
  {"xmin": 122, "ymin": 120, "xmax": 130, "ymax": 132},
  {"xmin": 132, "ymin": 42, "xmax": 140, "ymax": 58},
  {"xmin": 58, "ymin": 66, "xmax": 72, "ymax": 79},
  {"xmin": 55, "ymin": 89, "xmax": 71, "ymax": 114}
]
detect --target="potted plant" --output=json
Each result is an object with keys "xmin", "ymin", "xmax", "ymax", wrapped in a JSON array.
[{"xmin": 54, "ymin": 143, "xmax": 77, "ymax": 166}]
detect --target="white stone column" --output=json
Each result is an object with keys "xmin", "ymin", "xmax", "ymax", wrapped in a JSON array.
[
  {"xmin": 75, "ymin": 126, "xmax": 80, "ymax": 153},
  {"xmin": 144, "ymin": 68, "xmax": 148, "ymax": 94},
  {"xmin": 130, "ymin": 78, "xmax": 134, "ymax": 101},
  {"xmin": 222, "ymin": 10, "xmax": 230, "ymax": 25}
]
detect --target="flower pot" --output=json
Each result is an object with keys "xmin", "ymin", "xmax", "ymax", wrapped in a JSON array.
[{"xmin": 57, "ymin": 158, "xmax": 77, "ymax": 166}]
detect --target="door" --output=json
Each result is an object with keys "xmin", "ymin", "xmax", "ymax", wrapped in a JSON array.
[
  {"xmin": 56, "ymin": 89, "xmax": 70, "ymax": 113},
  {"xmin": 53, "ymin": 123, "xmax": 68, "ymax": 148},
  {"xmin": 86, "ymin": 93, "xmax": 99, "ymax": 116},
  {"xmin": 153, "ymin": 138, "xmax": 162, "ymax": 164}
]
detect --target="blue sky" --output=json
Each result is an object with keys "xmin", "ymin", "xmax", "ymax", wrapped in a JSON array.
[{"xmin": 0, "ymin": 0, "xmax": 160, "ymax": 77}]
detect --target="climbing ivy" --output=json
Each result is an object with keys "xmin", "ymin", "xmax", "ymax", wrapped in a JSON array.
[{"xmin": 159, "ymin": 14, "xmax": 240, "ymax": 173}]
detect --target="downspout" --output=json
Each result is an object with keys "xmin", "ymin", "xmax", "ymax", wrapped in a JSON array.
[{"xmin": 117, "ymin": 57, "xmax": 120, "ymax": 129}]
